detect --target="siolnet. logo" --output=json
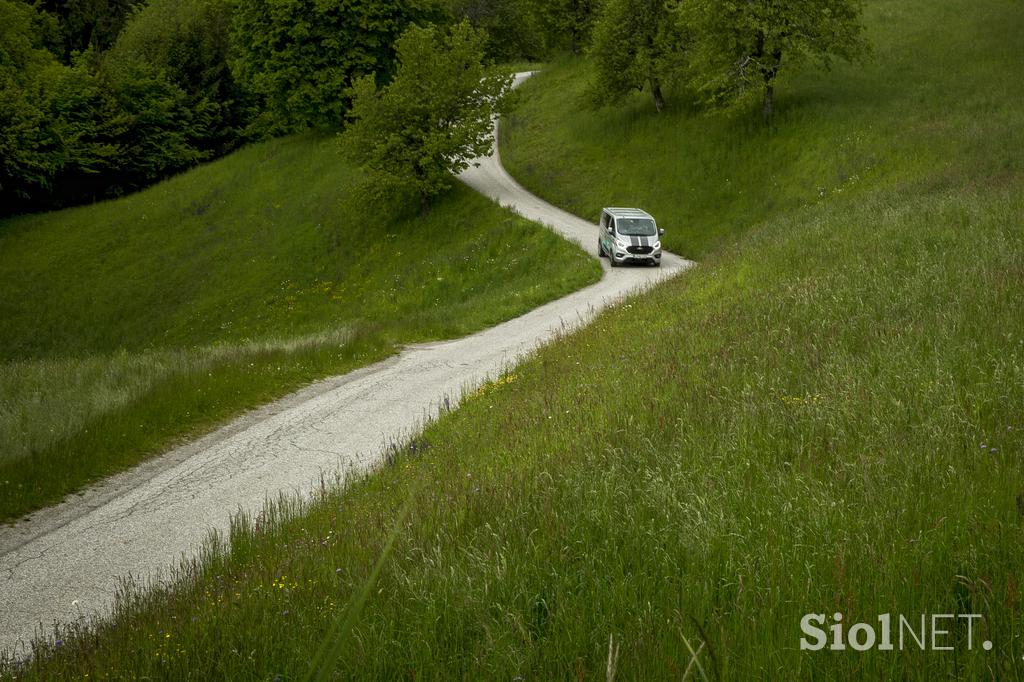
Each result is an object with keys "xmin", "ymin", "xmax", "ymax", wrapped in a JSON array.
[{"xmin": 800, "ymin": 613, "xmax": 992, "ymax": 652}]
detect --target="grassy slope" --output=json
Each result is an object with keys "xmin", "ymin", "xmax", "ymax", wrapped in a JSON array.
[
  {"xmin": 501, "ymin": 2, "xmax": 1023, "ymax": 260},
  {"xmin": 0, "ymin": 134, "xmax": 601, "ymax": 521},
  {"xmin": 6, "ymin": 0, "xmax": 1024, "ymax": 678}
]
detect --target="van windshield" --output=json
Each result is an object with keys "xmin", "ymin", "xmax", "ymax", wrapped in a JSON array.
[{"xmin": 616, "ymin": 218, "xmax": 657, "ymax": 236}]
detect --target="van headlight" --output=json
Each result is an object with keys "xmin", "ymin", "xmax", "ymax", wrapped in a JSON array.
[
  {"xmin": 653, "ymin": 241, "xmax": 661, "ymax": 250},
  {"xmin": 615, "ymin": 238, "xmax": 629, "ymax": 249}
]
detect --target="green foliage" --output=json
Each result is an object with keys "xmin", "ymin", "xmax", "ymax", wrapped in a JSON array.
[
  {"xmin": 529, "ymin": 0, "xmax": 602, "ymax": 55},
  {"xmin": 230, "ymin": 0, "xmax": 445, "ymax": 131},
  {"xmin": 107, "ymin": 0, "xmax": 253, "ymax": 155},
  {"xmin": 1, "ymin": 0, "xmax": 253, "ymax": 214},
  {"xmin": 444, "ymin": 0, "xmax": 602, "ymax": 61},
  {"xmin": 0, "ymin": 0, "xmax": 63, "ymax": 199},
  {"xmin": 29, "ymin": 0, "xmax": 147, "ymax": 62},
  {"xmin": 94, "ymin": 54, "xmax": 204, "ymax": 184},
  {"xmin": 587, "ymin": 0, "xmax": 685, "ymax": 112},
  {"xmin": 342, "ymin": 21, "xmax": 514, "ymax": 204},
  {"xmin": 446, "ymin": 0, "xmax": 546, "ymax": 62},
  {"xmin": 679, "ymin": 0, "xmax": 869, "ymax": 118},
  {"xmin": 1, "ymin": 46, "xmax": 204, "ymax": 211}
]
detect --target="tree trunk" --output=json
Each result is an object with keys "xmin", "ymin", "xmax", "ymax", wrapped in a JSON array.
[
  {"xmin": 762, "ymin": 80, "xmax": 774, "ymax": 122},
  {"xmin": 650, "ymin": 78, "xmax": 665, "ymax": 113},
  {"xmin": 762, "ymin": 50, "xmax": 783, "ymax": 123}
]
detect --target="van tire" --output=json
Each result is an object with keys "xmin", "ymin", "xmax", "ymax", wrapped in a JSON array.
[
  {"xmin": 597, "ymin": 240, "xmax": 606, "ymax": 258},
  {"xmin": 610, "ymin": 255, "xmax": 619, "ymax": 268}
]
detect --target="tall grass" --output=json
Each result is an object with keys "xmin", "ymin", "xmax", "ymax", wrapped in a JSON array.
[
  {"xmin": 0, "ymin": 134, "xmax": 601, "ymax": 521},
  {"xmin": 4, "ymin": 0, "xmax": 1023, "ymax": 677},
  {"xmin": 9, "ymin": 177, "xmax": 1021, "ymax": 681},
  {"xmin": 0, "ymin": 328, "xmax": 356, "ymax": 466}
]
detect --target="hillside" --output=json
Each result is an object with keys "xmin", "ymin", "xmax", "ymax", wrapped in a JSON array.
[
  {"xmin": 0, "ymin": 134, "xmax": 601, "ymax": 521},
  {"xmin": 4, "ymin": 0, "xmax": 1023, "ymax": 678},
  {"xmin": 502, "ymin": 1, "xmax": 1024, "ymax": 259}
]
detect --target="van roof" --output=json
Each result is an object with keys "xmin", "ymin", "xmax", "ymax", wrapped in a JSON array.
[{"xmin": 603, "ymin": 207, "xmax": 655, "ymax": 220}]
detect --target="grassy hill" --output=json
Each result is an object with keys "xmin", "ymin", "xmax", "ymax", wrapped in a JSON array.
[
  {"xmin": 0, "ymin": 134, "xmax": 601, "ymax": 521},
  {"xmin": 501, "ymin": 1, "xmax": 1024, "ymax": 259},
  {"xmin": 5, "ymin": 0, "xmax": 1024, "ymax": 678}
]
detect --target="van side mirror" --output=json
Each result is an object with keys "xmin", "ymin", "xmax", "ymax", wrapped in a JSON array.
[
  {"xmin": 658, "ymin": 228, "xmax": 665, "ymax": 236},
  {"xmin": 606, "ymin": 227, "xmax": 614, "ymax": 234}
]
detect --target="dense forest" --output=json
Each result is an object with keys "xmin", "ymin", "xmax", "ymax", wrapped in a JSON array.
[
  {"xmin": 0, "ymin": 0, "xmax": 601, "ymax": 214},
  {"xmin": 0, "ymin": 0, "xmax": 864, "ymax": 216}
]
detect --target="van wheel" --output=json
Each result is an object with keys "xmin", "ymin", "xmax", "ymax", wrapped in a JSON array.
[
  {"xmin": 597, "ymin": 240, "xmax": 605, "ymax": 258},
  {"xmin": 610, "ymin": 255, "xmax": 619, "ymax": 268}
]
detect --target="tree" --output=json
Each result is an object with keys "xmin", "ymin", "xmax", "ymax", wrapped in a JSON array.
[
  {"xmin": 529, "ymin": 0, "xmax": 602, "ymax": 55},
  {"xmin": 3, "ymin": 0, "xmax": 253, "ymax": 214},
  {"xmin": 28, "ymin": 0, "xmax": 147, "ymax": 62},
  {"xmin": 446, "ymin": 0, "xmax": 545, "ymax": 62},
  {"xmin": 587, "ymin": 0, "xmax": 686, "ymax": 112},
  {"xmin": 1, "ymin": 0, "xmax": 208, "ymax": 213},
  {"xmin": 341, "ymin": 21, "xmax": 514, "ymax": 207},
  {"xmin": 1, "ymin": 0, "xmax": 65, "ymax": 206},
  {"xmin": 107, "ymin": 0, "xmax": 253, "ymax": 155},
  {"xmin": 231, "ymin": 0, "xmax": 445, "ymax": 131},
  {"xmin": 679, "ymin": 0, "xmax": 868, "ymax": 120}
]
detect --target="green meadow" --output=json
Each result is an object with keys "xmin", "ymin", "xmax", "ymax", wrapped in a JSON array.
[
  {"xmin": 3, "ymin": 0, "xmax": 1024, "ymax": 678},
  {"xmin": 0, "ymin": 134, "xmax": 600, "ymax": 521},
  {"xmin": 501, "ymin": 1, "xmax": 1023, "ymax": 260}
]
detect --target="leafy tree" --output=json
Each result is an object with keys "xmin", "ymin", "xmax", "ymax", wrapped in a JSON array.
[
  {"xmin": 529, "ymin": 0, "xmax": 601, "ymax": 55},
  {"xmin": 107, "ymin": 0, "xmax": 253, "ymax": 155},
  {"xmin": 679, "ymin": 0, "xmax": 868, "ymax": 119},
  {"xmin": 1, "ymin": 0, "xmax": 207, "ymax": 213},
  {"xmin": 2, "ymin": 0, "xmax": 259, "ymax": 214},
  {"xmin": 12, "ymin": 50, "xmax": 202, "ymax": 210},
  {"xmin": 446, "ymin": 0, "xmax": 544, "ymax": 62},
  {"xmin": 90, "ymin": 54, "xmax": 203, "ymax": 192},
  {"xmin": 28, "ymin": 0, "xmax": 147, "ymax": 62},
  {"xmin": 587, "ymin": 0, "xmax": 686, "ymax": 112},
  {"xmin": 1, "ymin": 0, "xmax": 64, "ymax": 206},
  {"xmin": 231, "ymin": 0, "xmax": 445, "ymax": 131},
  {"xmin": 342, "ymin": 21, "xmax": 514, "ymax": 207}
]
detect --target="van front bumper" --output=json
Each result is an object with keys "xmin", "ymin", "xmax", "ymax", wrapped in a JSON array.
[{"xmin": 611, "ymin": 249, "xmax": 661, "ymax": 265}]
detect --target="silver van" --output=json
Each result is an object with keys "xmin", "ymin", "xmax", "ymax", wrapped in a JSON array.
[{"xmin": 598, "ymin": 207, "xmax": 664, "ymax": 267}]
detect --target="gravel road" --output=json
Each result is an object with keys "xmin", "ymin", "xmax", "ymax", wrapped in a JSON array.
[{"xmin": 0, "ymin": 73, "xmax": 693, "ymax": 658}]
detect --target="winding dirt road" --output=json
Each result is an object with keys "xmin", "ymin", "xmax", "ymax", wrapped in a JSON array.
[{"xmin": 0, "ymin": 73, "xmax": 693, "ymax": 657}]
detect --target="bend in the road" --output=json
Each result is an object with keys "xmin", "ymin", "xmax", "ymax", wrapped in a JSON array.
[{"xmin": 0, "ymin": 71, "xmax": 694, "ymax": 659}]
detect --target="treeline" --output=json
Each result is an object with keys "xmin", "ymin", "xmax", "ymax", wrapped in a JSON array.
[
  {"xmin": 1, "ymin": 0, "xmax": 249, "ymax": 214},
  {"xmin": 1, "ymin": 0, "xmax": 866, "ymax": 216},
  {"xmin": 0, "ymin": 0, "xmax": 602, "ymax": 215},
  {"xmin": 589, "ymin": 0, "xmax": 868, "ymax": 117}
]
